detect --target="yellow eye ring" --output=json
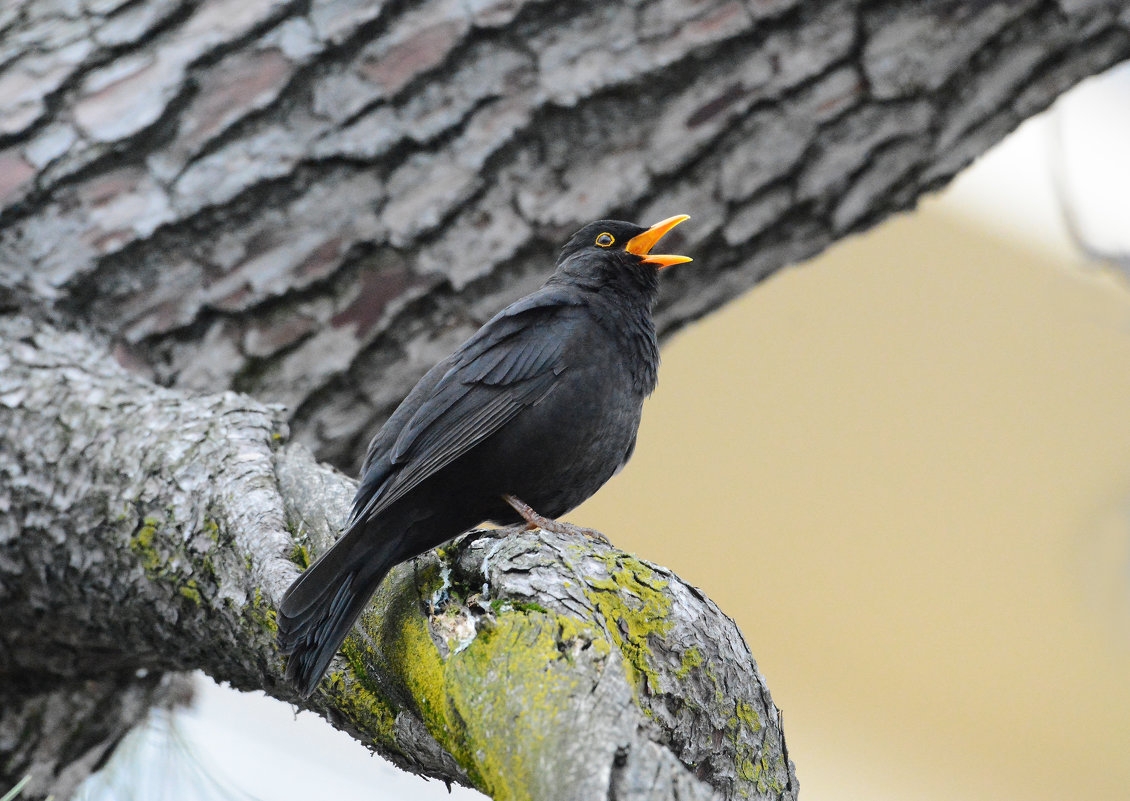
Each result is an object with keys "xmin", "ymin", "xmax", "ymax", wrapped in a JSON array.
[{"xmin": 595, "ymin": 232, "xmax": 614, "ymax": 247}]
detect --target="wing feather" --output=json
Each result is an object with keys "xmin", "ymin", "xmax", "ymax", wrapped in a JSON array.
[{"xmin": 350, "ymin": 288, "xmax": 581, "ymax": 524}]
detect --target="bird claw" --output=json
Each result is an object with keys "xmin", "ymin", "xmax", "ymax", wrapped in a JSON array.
[
  {"xmin": 552, "ymin": 521, "xmax": 612, "ymax": 546},
  {"xmin": 501, "ymin": 494, "xmax": 612, "ymax": 546}
]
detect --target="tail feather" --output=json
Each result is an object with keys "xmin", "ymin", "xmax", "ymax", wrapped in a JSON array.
[
  {"xmin": 277, "ymin": 527, "xmax": 400, "ymax": 697},
  {"xmin": 280, "ymin": 572, "xmax": 354, "ymax": 644}
]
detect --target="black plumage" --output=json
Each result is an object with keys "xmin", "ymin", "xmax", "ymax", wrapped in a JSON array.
[{"xmin": 276, "ymin": 216, "xmax": 691, "ymax": 696}]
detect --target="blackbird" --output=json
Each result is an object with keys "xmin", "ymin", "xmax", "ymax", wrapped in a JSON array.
[{"xmin": 277, "ymin": 214, "xmax": 691, "ymax": 697}]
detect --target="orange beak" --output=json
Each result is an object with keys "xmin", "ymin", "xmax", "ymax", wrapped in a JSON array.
[{"xmin": 625, "ymin": 214, "xmax": 692, "ymax": 268}]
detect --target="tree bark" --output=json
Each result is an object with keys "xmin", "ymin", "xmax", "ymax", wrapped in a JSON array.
[
  {"xmin": 1, "ymin": 0, "xmax": 1128, "ymax": 799},
  {"xmin": 3, "ymin": 0, "xmax": 1126, "ymax": 471},
  {"xmin": 1, "ymin": 315, "xmax": 793, "ymax": 801}
]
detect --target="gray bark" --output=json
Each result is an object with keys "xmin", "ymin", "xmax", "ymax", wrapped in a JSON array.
[
  {"xmin": 2, "ymin": 0, "xmax": 1126, "ymax": 471},
  {"xmin": 1, "ymin": 0, "xmax": 1128, "ymax": 799},
  {"xmin": 1, "ymin": 315, "xmax": 793, "ymax": 801}
]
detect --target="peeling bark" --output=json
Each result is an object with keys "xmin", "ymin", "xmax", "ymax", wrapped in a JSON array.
[{"xmin": 1, "ymin": 0, "xmax": 1128, "ymax": 798}]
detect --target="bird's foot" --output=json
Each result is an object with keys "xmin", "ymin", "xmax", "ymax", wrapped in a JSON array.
[{"xmin": 501, "ymin": 494, "xmax": 612, "ymax": 546}]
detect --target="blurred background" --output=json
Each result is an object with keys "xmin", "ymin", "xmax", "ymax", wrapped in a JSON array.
[{"xmin": 78, "ymin": 64, "xmax": 1130, "ymax": 801}]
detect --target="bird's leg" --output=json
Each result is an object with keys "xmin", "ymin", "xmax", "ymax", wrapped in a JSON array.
[{"xmin": 501, "ymin": 494, "xmax": 611, "ymax": 546}]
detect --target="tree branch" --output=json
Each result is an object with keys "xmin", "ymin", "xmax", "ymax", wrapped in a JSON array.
[{"xmin": 0, "ymin": 314, "xmax": 794, "ymax": 801}]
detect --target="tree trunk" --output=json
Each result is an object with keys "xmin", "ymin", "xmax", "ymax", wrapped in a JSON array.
[{"xmin": 1, "ymin": 0, "xmax": 1127, "ymax": 799}]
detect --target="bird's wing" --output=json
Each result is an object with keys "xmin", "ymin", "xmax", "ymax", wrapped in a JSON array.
[{"xmin": 350, "ymin": 285, "xmax": 582, "ymax": 524}]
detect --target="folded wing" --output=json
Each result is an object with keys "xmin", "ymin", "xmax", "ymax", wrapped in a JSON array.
[{"xmin": 350, "ymin": 286, "xmax": 582, "ymax": 524}]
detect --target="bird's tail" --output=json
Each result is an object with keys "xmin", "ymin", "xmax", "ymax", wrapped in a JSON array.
[{"xmin": 276, "ymin": 525, "xmax": 401, "ymax": 697}]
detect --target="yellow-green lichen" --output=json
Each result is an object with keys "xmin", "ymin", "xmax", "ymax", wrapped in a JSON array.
[
  {"xmin": 326, "ymin": 670, "xmax": 399, "ymax": 744},
  {"xmin": 127, "ymin": 513, "xmax": 219, "ymax": 607},
  {"xmin": 749, "ymin": 751, "xmax": 787, "ymax": 796},
  {"xmin": 676, "ymin": 646, "xmax": 703, "ymax": 679},
  {"xmin": 441, "ymin": 610, "xmax": 597, "ymax": 800},
  {"xmin": 728, "ymin": 693, "xmax": 782, "ymax": 797},
  {"xmin": 202, "ymin": 517, "xmax": 221, "ymax": 543},
  {"xmin": 179, "ymin": 579, "xmax": 202, "ymax": 605},
  {"xmin": 512, "ymin": 600, "xmax": 547, "ymax": 614},
  {"xmin": 130, "ymin": 516, "xmax": 163, "ymax": 573},
  {"xmin": 735, "ymin": 700, "xmax": 761, "ymax": 733},
  {"xmin": 577, "ymin": 550, "xmax": 672, "ymax": 695},
  {"xmin": 322, "ymin": 632, "xmax": 400, "ymax": 748},
  {"xmin": 247, "ymin": 586, "xmax": 278, "ymax": 634},
  {"xmin": 289, "ymin": 543, "xmax": 311, "ymax": 570},
  {"xmin": 391, "ymin": 613, "xmax": 451, "ymax": 730},
  {"xmin": 363, "ymin": 561, "xmax": 610, "ymax": 801},
  {"xmin": 489, "ymin": 598, "xmax": 548, "ymax": 615}
]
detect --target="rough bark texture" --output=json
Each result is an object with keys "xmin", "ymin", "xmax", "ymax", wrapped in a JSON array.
[
  {"xmin": 1, "ymin": 315, "xmax": 793, "ymax": 801},
  {"xmin": 1, "ymin": 0, "xmax": 1128, "ymax": 799},
  {"xmin": 2, "ymin": 0, "xmax": 1127, "ymax": 472}
]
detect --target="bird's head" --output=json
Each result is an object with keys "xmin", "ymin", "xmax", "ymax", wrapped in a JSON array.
[{"xmin": 554, "ymin": 215, "xmax": 691, "ymax": 298}]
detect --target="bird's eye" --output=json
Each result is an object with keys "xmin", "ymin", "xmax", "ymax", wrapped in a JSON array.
[{"xmin": 595, "ymin": 233, "xmax": 614, "ymax": 247}]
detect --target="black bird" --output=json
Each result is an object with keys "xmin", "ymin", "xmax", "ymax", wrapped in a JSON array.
[{"xmin": 276, "ymin": 215, "xmax": 691, "ymax": 696}]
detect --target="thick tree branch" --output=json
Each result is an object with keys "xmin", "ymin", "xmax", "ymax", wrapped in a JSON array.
[{"xmin": 0, "ymin": 315, "xmax": 793, "ymax": 800}]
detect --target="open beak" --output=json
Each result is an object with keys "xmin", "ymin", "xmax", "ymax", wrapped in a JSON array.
[{"xmin": 625, "ymin": 214, "xmax": 692, "ymax": 268}]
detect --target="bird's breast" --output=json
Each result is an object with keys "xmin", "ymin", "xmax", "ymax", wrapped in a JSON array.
[{"xmin": 472, "ymin": 344, "xmax": 645, "ymax": 520}]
